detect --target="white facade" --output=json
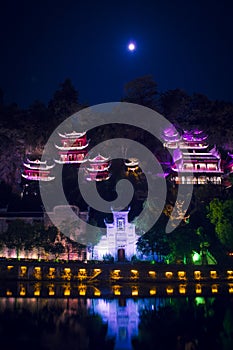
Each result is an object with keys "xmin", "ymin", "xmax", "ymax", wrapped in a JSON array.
[{"xmin": 93, "ymin": 210, "xmax": 138, "ymax": 261}]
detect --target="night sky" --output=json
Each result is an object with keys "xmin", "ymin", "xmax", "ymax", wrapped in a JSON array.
[{"xmin": 1, "ymin": 0, "xmax": 233, "ymax": 108}]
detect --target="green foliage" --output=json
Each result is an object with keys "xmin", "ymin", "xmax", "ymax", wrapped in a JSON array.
[{"xmin": 207, "ymin": 198, "xmax": 233, "ymax": 251}]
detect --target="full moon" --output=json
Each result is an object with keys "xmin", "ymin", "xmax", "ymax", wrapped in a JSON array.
[{"xmin": 128, "ymin": 42, "xmax": 136, "ymax": 51}]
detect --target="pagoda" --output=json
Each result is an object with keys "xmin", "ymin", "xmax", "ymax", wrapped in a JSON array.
[
  {"xmin": 163, "ymin": 127, "xmax": 223, "ymax": 185},
  {"xmin": 22, "ymin": 158, "xmax": 55, "ymax": 181},
  {"xmin": 85, "ymin": 155, "xmax": 111, "ymax": 182},
  {"xmin": 124, "ymin": 158, "xmax": 139, "ymax": 172},
  {"xmin": 54, "ymin": 131, "xmax": 89, "ymax": 164}
]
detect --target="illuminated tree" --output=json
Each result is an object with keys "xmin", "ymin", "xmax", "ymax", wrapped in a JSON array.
[{"xmin": 207, "ymin": 198, "xmax": 233, "ymax": 251}]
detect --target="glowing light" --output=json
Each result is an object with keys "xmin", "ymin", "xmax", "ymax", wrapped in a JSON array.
[
  {"xmin": 113, "ymin": 285, "xmax": 121, "ymax": 296},
  {"xmin": 64, "ymin": 287, "xmax": 71, "ymax": 296},
  {"xmin": 178, "ymin": 271, "xmax": 186, "ymax": 280},
  {"xmin": 79, "ymin": 285, "xmax": 86, "ymax": 296},
  {"xmin": 166, "ymin": 286, "xmax": 174, "ymax": 295},
  {"xmin": 63, "ymin": 268, "xmax": 71, "ymax": 280},
  {"xmin": 131, "ymin": 270, "xmax": 139, "ymax": 279},
  {"xmin": 195, "ymin": 284, "xmax": 202, "ymax": 294},
  {"xmin": 210, "ymin": 270, "xmax": 218, "ymax": 279},
  {"xmin": 78, "ymin": 269, "xmax": 87, "ymax": 280},
  {"xmin": 228, "ymin": 284, "xmax": 233, "ymax": 294},
  {"xmin": 34, "ymin": 267, "xmax": 42, "ymax": 280},
  {"xmin": 211, "ymin": 284, "xmax": 218, "ymax": 293},
  {"xmin": 132, "ymin": 286, "xmax": 139, "ymax": 296},
  {"xmin": 94, "ymin": 287, "xmax": 101, "ymax": 296},
  {"xmin": 194, "ymin": 271, "xmax": 201, "ymax": 280},
  {"xmin": 179, "ymin": 284, "xmax": 186, "ymax": 294},
  {"xmin": 165, "ymin": 271, "xmax": 173, "ymax": 279},
  {"xmin": 150, "ymin": 288, "xmax": 156, "ymax": 295},
  {"xmin": 149, "ymin": 271, "xmax": 156, "ymax": 278},
  {"xmin": 20, "ymin": 285, "xmax": 26, "ymax": 296},
  {"xmin": 48, "ymin": 267, "xmax": 56, "ymax": 279},
  {"xmin": 128, "ymin": 42, "xmax": 136, "ymax": 51},
  {"xmin": 195, "ymin": 297, "xmax": 205, "ymax": 305},
  {"xmin": 192, "ymin": 251, "xmax": 200, "ymax": 263},
  {"xmin": 111, "ymin": 270, "xmax": 121, "ymax": 280},
  {"xmin": 34, "ymin": 288, "xmax": 40, "ymax": 296},
  {"xmin": 48, "ymin": 284, "xmax": 55, "ymax": 296}
]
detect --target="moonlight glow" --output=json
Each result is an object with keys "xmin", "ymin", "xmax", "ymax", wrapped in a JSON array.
[{"xmin": 128, "ymin": 42, "xmax": 136, "ymax": 51}]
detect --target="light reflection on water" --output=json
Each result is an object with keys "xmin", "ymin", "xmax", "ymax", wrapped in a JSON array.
[
  {"xmin": 0, "ymin": 297, "xmax": 155, "ymax": 350},
  {"xmin": 0, "ymin": 290, "xmax": 233, "ymax": 349}
]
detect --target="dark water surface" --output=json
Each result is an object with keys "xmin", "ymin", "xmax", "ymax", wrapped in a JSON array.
[{"xmin": 0, "ymin": 284, "xmax": 233, "ymax": 350}]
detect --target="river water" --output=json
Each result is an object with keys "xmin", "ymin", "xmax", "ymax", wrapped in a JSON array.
[{"xmin": 0, "ymin": 284, "xmax": 233, "ymax": 349}]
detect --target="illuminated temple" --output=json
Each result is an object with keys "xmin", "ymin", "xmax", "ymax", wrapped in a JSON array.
[
  {"xmin": 22, "ymin": 158, "xmax": 55, "ymax": 181},
  {"xmin": 124, "ymin": 158, "xmax": 139, "ymax": 172},
  {"xmin": 163, "ymin": 127, "xmax": 223, "ymax": 185},
  {"xmin": 85, "ymin": 154, "xmax": 111, "ymax": 182},
  {"xmin": 93, "ymin": 209, "xmax": 138, "ymax": 261},
  {"xmin": 54, "ymin": 131, "xmax": 89, "ymax": 164}
]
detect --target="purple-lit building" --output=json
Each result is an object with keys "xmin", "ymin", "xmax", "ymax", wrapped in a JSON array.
[
  {"xmin": 93, "ymin": 209, "xmax": 138, "ymax": 261},
  {"xmin": 163, "ymin": 127, "xmax": 223, "ymax": 185},
  {"xmin": 22, "ymin": 158, "xmax": 55, "ymax": 182}
]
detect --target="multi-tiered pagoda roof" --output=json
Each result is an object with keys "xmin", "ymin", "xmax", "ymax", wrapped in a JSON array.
[
  {"xmin": 22, "ymin": 158, "xmax": 55, "ymax": 181},
  {"xmin": 163, "ymin": 127, "xmax": 223, "ymax": 185},
  {"xmin": 85, "ymin": 154, "xmax": 111, "ymax": 182},
  {"xmin": 124, "ymin": 158, "xmax": 139, "ymax": 172},
  {"xmin": 54, "ymin": 131, "xmax": 89, "ymax": 164}
]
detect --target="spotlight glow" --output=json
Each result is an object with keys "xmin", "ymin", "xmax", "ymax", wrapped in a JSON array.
[{"xmin": 128, "ymin": 42, "xmax": 136, "ymax": 51}]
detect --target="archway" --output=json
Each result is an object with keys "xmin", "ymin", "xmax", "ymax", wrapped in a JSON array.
[{"xmin": 118, "ymin": 249, "xmax": 125, "ymax": 262}]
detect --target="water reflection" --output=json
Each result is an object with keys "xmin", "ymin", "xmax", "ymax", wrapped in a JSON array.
[{"xmin": 0, "ymin": 295, "xmax": 233, "ymax": 349}]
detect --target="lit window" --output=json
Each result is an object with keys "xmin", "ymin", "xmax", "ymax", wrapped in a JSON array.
[{"xmin": 117, "ymin": 219, "xmax": 125, "ymax": 231}]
